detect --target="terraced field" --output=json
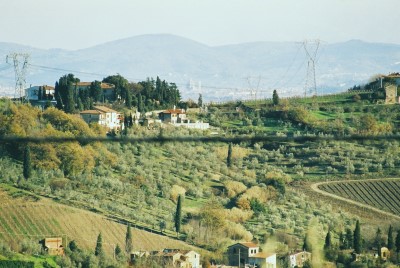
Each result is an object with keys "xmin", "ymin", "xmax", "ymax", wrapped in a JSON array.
[
  {"xmin": 317, "ymin": 179, "xmax": 400, "ymax": 216},
  {"xmin": 0, "ymin": 185, "xmax": 197, "ymax": 256}
]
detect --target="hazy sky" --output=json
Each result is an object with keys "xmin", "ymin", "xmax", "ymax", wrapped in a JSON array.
[{"xmin": 1, "ymin": 0, "xmax": 399, "ymax": 50}]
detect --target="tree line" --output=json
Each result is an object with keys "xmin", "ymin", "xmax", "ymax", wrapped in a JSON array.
[{"xmin": 55, "ymin": 74, "xmax": 182, "ymax": 114}]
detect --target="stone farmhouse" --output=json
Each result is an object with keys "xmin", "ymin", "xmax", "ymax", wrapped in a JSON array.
[
  {"xmin": 227, "ymin": 242, "xmax": 276, "ymax": 268},
  {"xmin": 41, "ymin": 237, "xmax": 64, "ymax": 256},
  {"xmin": 288, "ymin": 251, "xmax": 312, "ymax": 268},
  {"xmin": 80, "ymin": 106, "xmax": 123, "ymax": 131}
]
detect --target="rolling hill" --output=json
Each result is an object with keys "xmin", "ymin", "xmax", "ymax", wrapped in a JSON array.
[
  {"xmin": 0, "ymin": 184, "xmax": 200, "ymax": 256},
  {"xmin": 1, "ymin": 35, "xmax": 400, "ymax": 101}
]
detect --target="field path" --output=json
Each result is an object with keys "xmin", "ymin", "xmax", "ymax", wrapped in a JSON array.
[{"xmin": 310, "ymin": 178, "xmax": 400, "ymax": 220}]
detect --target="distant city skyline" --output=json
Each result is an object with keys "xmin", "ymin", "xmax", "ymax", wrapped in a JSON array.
[{"xmin": 1, "ymin": 0, "xmax": 399, "ymax": 50}]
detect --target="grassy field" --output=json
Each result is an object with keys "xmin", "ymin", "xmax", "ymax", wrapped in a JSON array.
[
  {"xmin": 317, "ymin": 179, "xmax": 400, "ymax": 216},
  {"xmin": 0, "ymin": 184, "xmax": 201, "ymax": 257}
]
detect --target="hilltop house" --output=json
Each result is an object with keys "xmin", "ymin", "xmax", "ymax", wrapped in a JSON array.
[
  {"xmin": 158, "ymin": 107, "xmax": 209, "ymax": 129},
  {"xmin": 159, "ymin": 108, "xmax": 188, "ymax": 124},
  {"xmin": 74, "ymin": 82, "xmax": 116, "ymax": 101},
  {"xmin": 227, "ymin": 242, "xmax": 276, "ymax": 268},
  {"xmin": 289, "ymin": 251, "xmax": 312, "ymax": 268},
  {"xmin": 25, "ymin": 85, "xmax": 55, "ymax": 101},
  {"xmin": 80, "ymin": 105, "xmax": 123, "ymax": 131},
  {"xmin": 41, "ymin": 237, "xmax": 64, "ymax": 256}
]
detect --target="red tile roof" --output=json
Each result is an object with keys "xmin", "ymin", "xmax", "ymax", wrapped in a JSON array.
[
  {"xmin": 75, "ymin": 82, "xmax": 115, "ymax": 89},
  {"xmin": 251, "ymin": 252, "xmax": 275, "ymax": 259},
  {"xmin": 94, "ymin": 106, "xmax": 117, "ymax": 113},
  {"xmin": 80, "ymin": 110, "xmax": 102, "ymax": 114}
]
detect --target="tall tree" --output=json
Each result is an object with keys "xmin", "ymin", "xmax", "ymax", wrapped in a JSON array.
[
  {"xmin": 95, "ymin": 233, "xmax": 103, "ymax": 256},
  {"xmin": 374, "ymin": 227, "xmax": 384, "ymax": 253},
  {"xmin": 345, "ymin": 228, "xmax": 353, "ymax": 249},
  {"xmin": 23, "ymin": 144, "xmax": 32, "ymax": 180},
  {"xmin": 303, "ymin": 233, "xmax": 312, "ymax": 252},
  {"xmin": 395, "ymin": 231, "xmax": 400, "ymax": 253},
  {"xmin": 89, "ymin": 80, "xmax": 103, "ymax": 102},
  {"xmin": 272, "ymin": 89, "xmax": 280, "ymax": 105},
  {"xmin": 125, "ymin": 224, "xmax": 133, "ymax": 254},
  {"xmin": 175, "ymin": 195, "xmax": 182, "ymax": 235},
  {"xmin": 353, "ymin": 220, "xmax": 362, "ymax": 254},
  {"xmin": 54, "ymin": 73, "xmax": 79, "ymax": 113},
  {"xmin": 227, "ymin": 143, "xmax": 233, "ymax": 168},
  {"xmin": 387, "ymin": 225, "xmax": 394, "ymax": 250},
  {"xmin": 198, "ymin": 94, "xmax": 203, "ymax": 108},
  {"xmin": 324, "ymin": 230, "xmax": 332, "ymax": 250}
]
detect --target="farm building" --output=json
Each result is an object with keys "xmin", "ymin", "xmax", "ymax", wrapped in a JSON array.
[
  {"xmin": 42, "ymin": 237, "xmax": 64, "ymax": 256},
  {"xmin": 227, "ymin": 242, "xmax": 276, "ymax": 268}
]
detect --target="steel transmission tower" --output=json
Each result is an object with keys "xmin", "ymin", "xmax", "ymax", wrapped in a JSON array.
[
  {"xmin": 303, "ymin": 40, "xmax": 320, "ymax": 97},
  {"xmin": 246, "ymin": 75, "xmax": 261, "ymax": 101},
  {"xmin": 6, "ymin": 53, "xmax": 30, "ymax": 101}
]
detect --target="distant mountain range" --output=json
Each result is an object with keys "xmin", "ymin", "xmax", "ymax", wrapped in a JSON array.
[{"xmin": 1, "ymin": 34, "xmax": 399, "ymax": 101}]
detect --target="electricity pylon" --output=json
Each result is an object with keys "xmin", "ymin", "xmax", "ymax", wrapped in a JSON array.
[
  {"xmin": 6, "ymin": 53, "xmax": 30, "ymax": 101},
  {"xmin": 303, "ymin": 40, "xmax": 320, "ymax": 97}
]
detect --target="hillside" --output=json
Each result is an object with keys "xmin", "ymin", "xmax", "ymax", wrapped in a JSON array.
[
  {"xmin": 2, "ymin": 93, "xmax": 400, "ymax": 266},
  {"xmin": 0, "ymin": 184, "xmax": 200, "ymax": 256},
  {"xmin": 1, "ymin": 35, "xmax": 400, "ymax": 100}
]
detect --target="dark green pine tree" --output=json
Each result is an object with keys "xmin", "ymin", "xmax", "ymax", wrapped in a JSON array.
[
  {"xmin": 23, "ymin": 144, "xmax": 32, "ymax": 180},
  {"xmin": 353, "ymin": 220, "xmax": 362, "ymax": 254},
  {"xmin": 387, "ymin": 225, "xmax": 394, "ymax": 250},
  {"xmin": 395, "ymin": 231, "xmax": 400, "ymax": 253},
  {"xmin": 272, "ymin": 89, "xmax": 280, "ymax": 105},
  {"xmin": 175, "ymin": 195, "xmax": 182, "ymax": 236},
  {"xmin": 95, "ymin": 233, "xmax": 103, "ymax": 256},
  {"xmin": 227, "ymin": 143, "xmax": 233, "ymax": 168},
  {"xmin": 324, "ymin": 230, "xmax": 332, "ymax": 250},
  {"xmin": 125, "ymin": 224, "xmax": 133, "ymax": 254}
]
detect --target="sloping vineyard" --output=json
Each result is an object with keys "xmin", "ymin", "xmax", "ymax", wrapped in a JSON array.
[
  {"xmin": 317, "ymin": 179, "xmax": 400, "ymax": 216},
  {"xmin": 0, "ymin": 187, "xmax": 199, "ymax": 255}
]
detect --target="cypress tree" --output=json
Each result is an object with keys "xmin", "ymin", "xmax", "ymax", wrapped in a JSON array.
[
  {"xmin": 175, "ymin": 195, "xmax": 182, "ymax": 235},
  {"xmin": 198, "ymin": 94, "xmax": 203, "ymax": 108},
  {"xmin": 272, "ymin": 89, "xmax": 280, "ymax": 105},
  {"xmin": 345, "ymin": 228, "xmax": 353, "ymax": 249},
  {"xmin": 95, "ymin": 233, "xmax": 103, "ymax": 256},
  {"xmin": 387, "ymin": 225, "xmax": 394, "ymax": 250},
  {"xmin": 227, "ymin": 143, "xmax": 233, "ymax": 168},
  {"xmin": 395, "ymin": 231, "xmax": 400, "ymax": 253},
  {"xmin": 23, "ymin": 144, "xmax": 32, "ymax": 180},
  {"xmin": 303, "ymin": 233, "xmax": 312, "ymax": 252},
  {"xmin": 324, "ymin": 230, "xmax": 332, "ymax": 250},
  {"xmin": 353, "ymin": 220, "xmax": 362, "ymax": 254},
  {"xmin": 125, "ymin": 224, "xmax": 133, "ymax": 254}
]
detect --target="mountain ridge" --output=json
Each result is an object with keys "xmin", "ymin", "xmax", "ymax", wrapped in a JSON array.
[{"xmin": 1, "ymin": 34, "xmax": 399, "ymax": 101}]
